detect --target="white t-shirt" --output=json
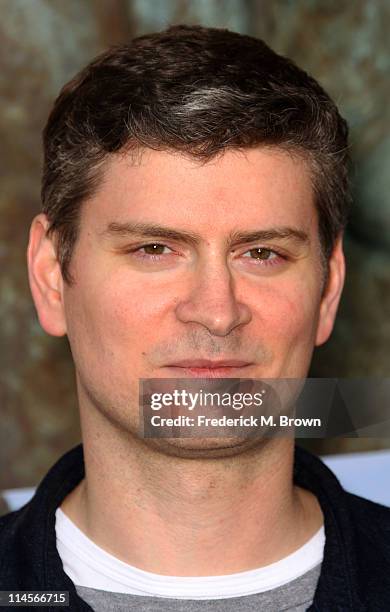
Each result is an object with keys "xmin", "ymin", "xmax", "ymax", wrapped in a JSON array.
[{"xmin": 55, "ymin": 507, "xmax": 324, "ymax": 600}]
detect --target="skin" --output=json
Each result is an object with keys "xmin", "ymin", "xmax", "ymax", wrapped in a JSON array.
[{"xmin": 27, "ymin": 147, "xmax": 345, "ymax": 575}]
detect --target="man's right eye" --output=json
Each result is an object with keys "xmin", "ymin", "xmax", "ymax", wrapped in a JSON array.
[{"xmin": 126, "ymin": 243, "xmax": 176, "ymax": 261}]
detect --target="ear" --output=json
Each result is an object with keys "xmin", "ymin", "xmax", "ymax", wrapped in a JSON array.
[
  {"xmin": 27, "ymin": 213, "xmax": 67, "ymax": 337},
  {"xmin": 315, "ymin": 235, "xmax": 345, "ymax": 346}
]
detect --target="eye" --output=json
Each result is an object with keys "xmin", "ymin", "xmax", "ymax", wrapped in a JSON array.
[
  {"xmin": 140, "ymin": 244, "xmax": 170, "ymax": 255},
  {"xmin": 241, "ymin": 247, "xmax": 282, "ymax": 265},
  {"xmin": 244, "ymin": 248, "xmax": 274, "ymax": 260},
  {"xmin": 130, "ymin": 243, "xmax": 176, "ymax": 260}
]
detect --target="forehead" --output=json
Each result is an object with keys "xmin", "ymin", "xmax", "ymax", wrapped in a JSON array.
[{"xmin": 82, "ymin": 147, "xmax": 317, "ymax": 235}]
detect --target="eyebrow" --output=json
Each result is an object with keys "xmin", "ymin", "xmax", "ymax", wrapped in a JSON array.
[{"xmin": 99, "ymin": 221, "xmax": 309, "ymax": 247}]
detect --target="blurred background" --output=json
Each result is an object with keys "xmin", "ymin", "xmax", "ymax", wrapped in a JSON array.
[{"xmin": 0, "ymin": 0, "xmax": 389, "ymax": 492}]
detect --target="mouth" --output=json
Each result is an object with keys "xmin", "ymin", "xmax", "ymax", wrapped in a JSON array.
[{"xmin": 163, "ymin": 360, "xmax": 253, "ymax": 378}]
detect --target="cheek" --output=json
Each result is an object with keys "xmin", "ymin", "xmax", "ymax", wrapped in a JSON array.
[
  {"xmin": 64, "ymin": 272, "xmax": 174, "ymax": 373},
  {"xmin": 252, "ymin": 278, "xmax": 321, "ymax": 349},
  {"xmin": 105, "ymin": 276, "xmax": 177, "ymax": 344}
]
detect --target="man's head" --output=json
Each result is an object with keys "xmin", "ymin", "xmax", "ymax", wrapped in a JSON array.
[{"xmin": 28, "ymin": 25, "xmax": 348, "ymax": 455}]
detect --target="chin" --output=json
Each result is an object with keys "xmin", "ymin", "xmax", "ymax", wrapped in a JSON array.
[{"xmin": 142, "ymin": 435, "xmax": 271, "ymax": 459}]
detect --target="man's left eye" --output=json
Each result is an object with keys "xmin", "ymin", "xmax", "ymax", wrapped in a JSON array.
[
  {"xmin": 242, "ymin": 248, "xmax": 278, "ymax": 261},
  {"xmin": 139, "ymin": 244, "xmax": 171, "ymax": 256}
]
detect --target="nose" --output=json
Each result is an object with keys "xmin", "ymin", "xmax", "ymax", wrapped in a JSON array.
[{"xmin": 174, "ymin": 259, "xmax": 252, "ymax": 337}]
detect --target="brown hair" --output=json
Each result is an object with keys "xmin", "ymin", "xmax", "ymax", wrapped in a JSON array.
[{"xmin": 42, "ymin": 24, "xmax": 351, "ymax": 285}]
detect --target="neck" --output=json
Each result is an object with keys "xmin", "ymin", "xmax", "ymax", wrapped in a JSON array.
[{"xmin": 62, "ymin": 405, "xmax": 323, "ymax": 576}]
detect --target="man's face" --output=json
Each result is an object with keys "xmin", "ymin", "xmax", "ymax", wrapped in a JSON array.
[{"xmin": 29, "ymin": 147, "xmax": 344, "ymax": 445}]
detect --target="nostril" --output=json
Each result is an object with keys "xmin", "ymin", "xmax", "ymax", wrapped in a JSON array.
[{"xmin": 175, "ymin": 296, "xmax": 251, "ymax": 337}]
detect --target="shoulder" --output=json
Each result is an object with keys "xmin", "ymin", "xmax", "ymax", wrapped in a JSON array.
[
  {"xmin": 0, "ymin": 507, "xmax": 27, "ymax": 587},
  {"xmin": 346, "ymin": 490, "xmax": 390, "ymax": 525},
  {"xmin": 344, "ymin": 491, "xmax": 390, "ymax": 557},
  {"xmin": 0, "ymin": 507, "xmax": 23, "ymax": 539},
  {"xmin": 0, "ymin": 505, "xmax": 30, "ymax": 550}
]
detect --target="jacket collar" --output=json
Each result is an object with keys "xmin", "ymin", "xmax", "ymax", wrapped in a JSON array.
[{"xmin": 293, "ymin": 446, "xmax": 367, "ymax": 611}]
